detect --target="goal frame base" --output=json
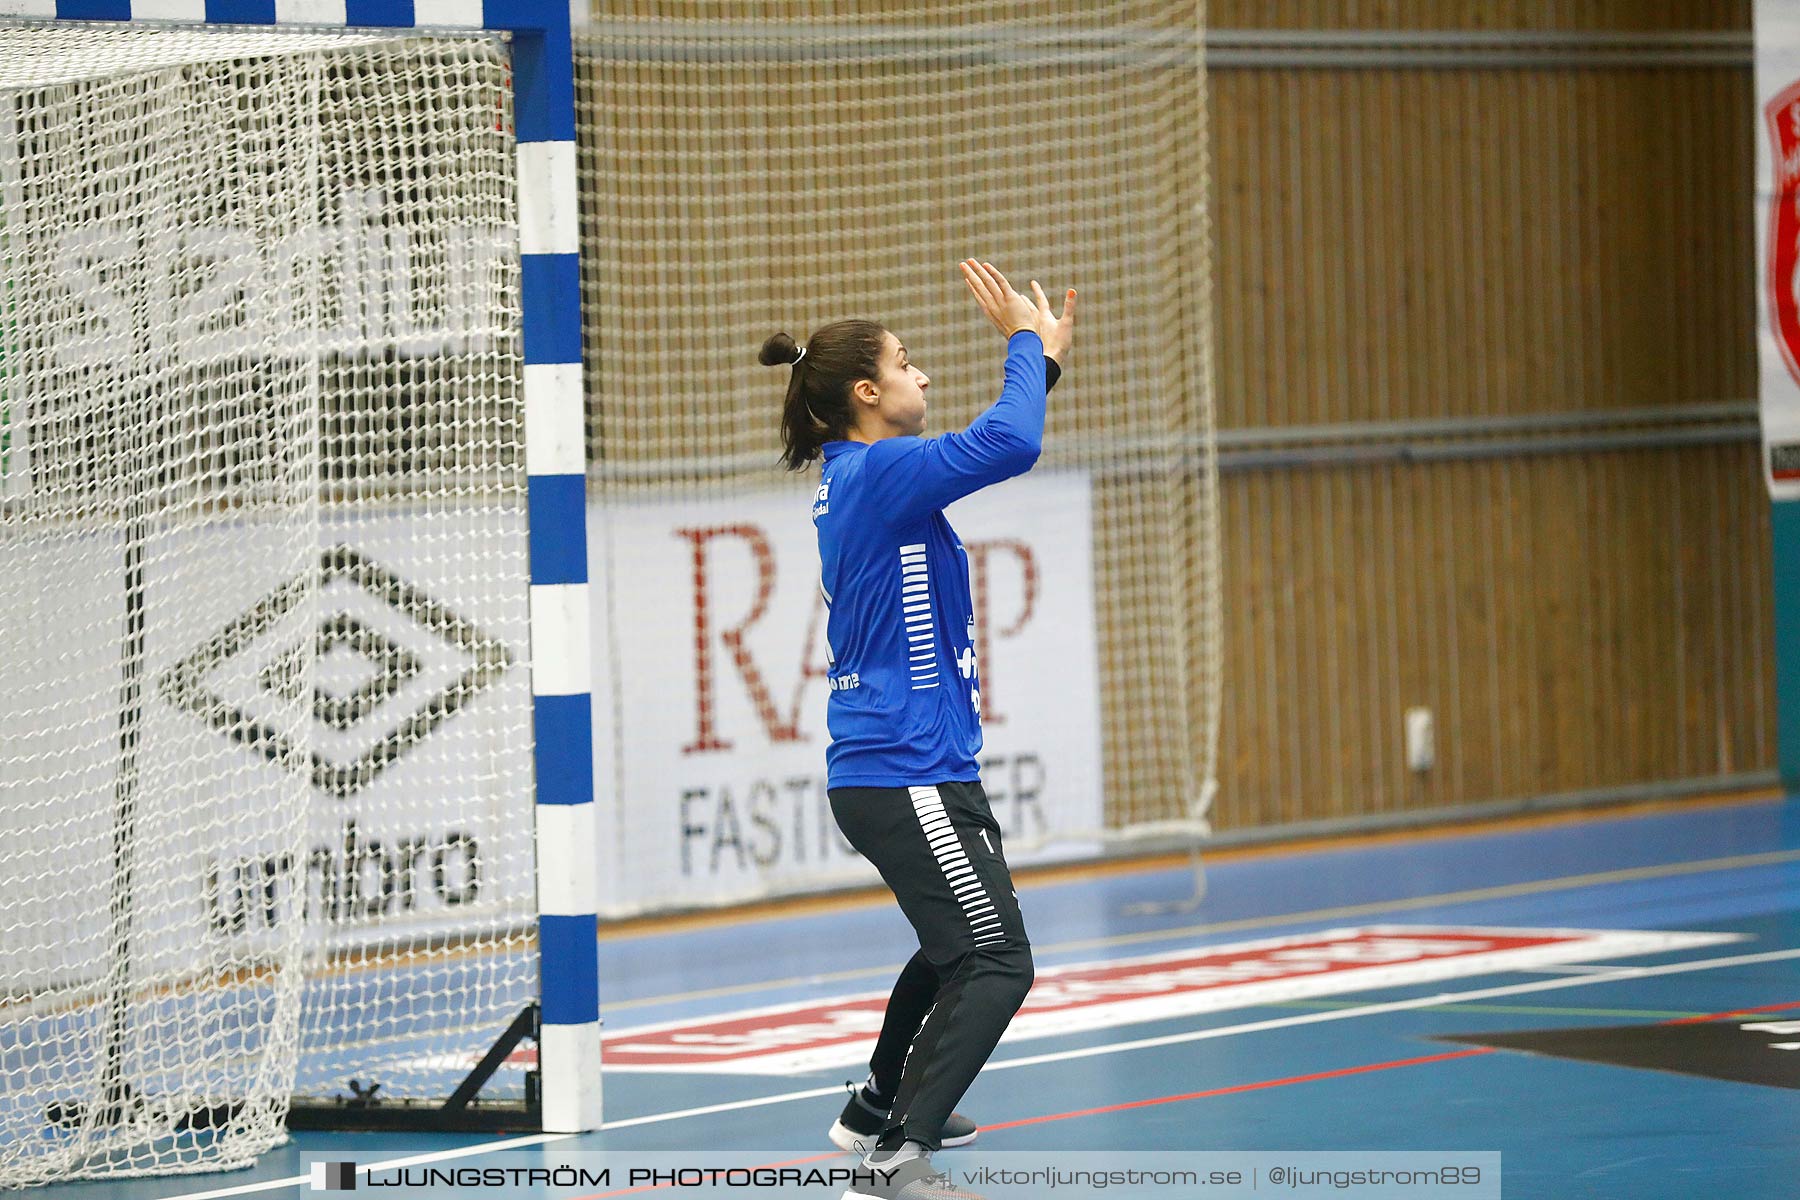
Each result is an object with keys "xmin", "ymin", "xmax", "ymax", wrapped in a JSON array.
[{"xmin": 284, "ymin": 1003, "xmax": 545, "ymax": 1133}]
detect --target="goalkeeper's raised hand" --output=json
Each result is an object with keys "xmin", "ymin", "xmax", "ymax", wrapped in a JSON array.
[
  {"xmin": 1029, "ymin": 278, "xmax": 1077, "ymax": 365},
  {"xmin": 960, "ymin": 259, "xmax": 1037, "ymax": 339}
]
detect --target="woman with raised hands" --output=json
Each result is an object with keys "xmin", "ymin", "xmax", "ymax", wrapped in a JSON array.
[{"xmin": 759, "ymin": 260, "xmax": 1076, "ymax": 1200}]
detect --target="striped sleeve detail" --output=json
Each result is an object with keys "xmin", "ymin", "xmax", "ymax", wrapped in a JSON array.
[{"xmin": 899, "ymin": 543, "xmax": 938, "ymax": 690}]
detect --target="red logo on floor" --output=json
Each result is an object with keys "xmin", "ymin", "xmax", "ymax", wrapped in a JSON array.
[{"xmin": 597, "ymin": 925, "xmax": 1739, "ymax": 1075}]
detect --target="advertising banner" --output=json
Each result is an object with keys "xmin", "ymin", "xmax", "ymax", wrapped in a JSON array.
[
  {"xmin": 1757, "ymin": 1, "xmax": 1800, "ymax": 496},
  {"xmin": 589, "ymin": 470, "xmax": 1105, "ymax": 914},
  {"xmin": 0, "ymin": 507, "xmax": 537, "ymax": 987},
  {"xmin": 2, "ymin": 465, "xmax": 1107, "ymax": 987}
]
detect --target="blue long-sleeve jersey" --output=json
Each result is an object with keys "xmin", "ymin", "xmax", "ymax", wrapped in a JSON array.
[{"xmin": 813, "ymin": 329, "xmax": 1050, "ymax": 788}]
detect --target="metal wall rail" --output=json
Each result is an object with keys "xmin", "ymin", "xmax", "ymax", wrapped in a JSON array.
[
  {"xmin": 1206, "ymin": 28, "xmax": 1749, "ymax": 69},
  {"xmin": 1211, "ymin": 421, "xmax": 1758, "ymax": 474},
  {"xmin": 1210, "ymin": 400, "xmax": 1760, "ymax": 473},
  {"xmin": 576, "ymin": 23, "xmax": 1751, "ymax": 70},
  {"xmin": 586, "ymin": 402, "xmax": 1760, "ymax": 485}
]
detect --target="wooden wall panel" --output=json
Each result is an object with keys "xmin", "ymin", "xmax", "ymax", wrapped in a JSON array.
[
  {"xmin": 1212, "ymin": 445, "xmax": 1775, "ymax": 831},
  {"xmin": 1208, "ymin": 64, "xmax": 1756, "ymax": 430}
]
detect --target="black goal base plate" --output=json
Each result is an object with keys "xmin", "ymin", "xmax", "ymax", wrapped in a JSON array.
[
  {"xmin": 286, "ymin": 1098, "xmax": 541, "ymax": 1134},
  {"xmin": 283, "ymin": 1004, "xmax": 544, "ymax": 1132}
]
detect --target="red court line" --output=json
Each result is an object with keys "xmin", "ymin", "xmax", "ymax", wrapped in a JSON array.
[
  {"xmin": 576, "ymin": 994, "xmax": 1800, "ymax": 1196},
  {"xmin": 978, "ymin": 1047, "xmax": 1497, "ymax": 1132},
  {"xmin": 975, "ymin": 997, "xmax": 1800, "ymax": 1134},
  {"xmin": 1662, "ymin": 999, "xmax": 1800, "ymax": 1025},
  {"xmin": 574, "ymin": 1047, "xmax": 1496, "ymax": 1196}
]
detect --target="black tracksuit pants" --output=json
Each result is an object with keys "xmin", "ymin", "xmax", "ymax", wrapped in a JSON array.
[{"xmin": 829, "ymin": 780, "xmax": 1035, "ymax": 1151}]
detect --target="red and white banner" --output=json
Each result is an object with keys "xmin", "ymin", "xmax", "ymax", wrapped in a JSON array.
[
  {"xmin": 1757, "ymin": 2, "xmax": 1800, "ymax": 497},
  {"xmin": 586, "ymin": 470, "xmax": 1104, "ymax": 916},
  {"xmin": 596, "ymin": 925, "xmax": 1743, "ymax": 1075}
]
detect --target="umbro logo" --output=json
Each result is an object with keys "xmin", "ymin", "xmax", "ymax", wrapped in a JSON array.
[{"xmin": 159, "ymin": 547, "xmax": 511, "ymax": 797}]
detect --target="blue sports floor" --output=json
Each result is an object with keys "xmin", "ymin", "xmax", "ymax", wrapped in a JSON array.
[{"xmin": 48, "ymin": 791, "xmax": 1800, "ymax": 1200}]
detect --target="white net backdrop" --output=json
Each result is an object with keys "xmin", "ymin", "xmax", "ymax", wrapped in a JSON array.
[
  {"xmin": 0, "ymin": 23, "xmax": 533, "ymax": 1184},
  {"xmin": 575, "ymin": 2, "xmax": 1221, "ymax": 912}
]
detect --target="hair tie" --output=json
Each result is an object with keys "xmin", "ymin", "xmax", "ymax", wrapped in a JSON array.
[{"xmin": 793, "ymin": 345, "xmax": 808, "ymax": 365}]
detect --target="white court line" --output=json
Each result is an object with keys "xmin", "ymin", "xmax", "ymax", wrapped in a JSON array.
[
  {"xmin": 162, "ymin": 941, "xmax": 1800, "ymax": 1200},
  {"xmin": 977, "ymin": 945, "xmax": 1800, "ymax": 1071},
  {"xmin": 1524, "ymin": 963, "xmax": 1628, "ymax": 975},
  {"xmin": 599, "ymin": 846, "xmax": 1800, "ymax": 1013}
]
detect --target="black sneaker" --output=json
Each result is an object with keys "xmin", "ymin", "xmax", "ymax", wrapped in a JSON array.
[
  {"xmin": 828, "ymin": 1083, "xmax": 978, "ymax": 1153},
  {"xmin": 842, "ymin": 1152, "xmax": 986, "ymax": 1200}
]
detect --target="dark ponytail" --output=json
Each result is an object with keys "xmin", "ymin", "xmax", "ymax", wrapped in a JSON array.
[{"xmin": 762, "ymin": 320, "xmax": 888, "ymax": 472}]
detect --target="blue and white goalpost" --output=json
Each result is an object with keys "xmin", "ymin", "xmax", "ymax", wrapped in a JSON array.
[{"xmin": 0, "ymin": 1, "xmax": 599, "ymax": 1184}]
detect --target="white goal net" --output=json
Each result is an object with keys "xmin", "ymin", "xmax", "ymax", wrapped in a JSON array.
[
  {"xmin": 575, "ymin": 1, "xmax": 1220, "ymax": 912},
  {"xmin": 0, "ymin": 22, "xmax": 534, "ymax": 1184}
]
